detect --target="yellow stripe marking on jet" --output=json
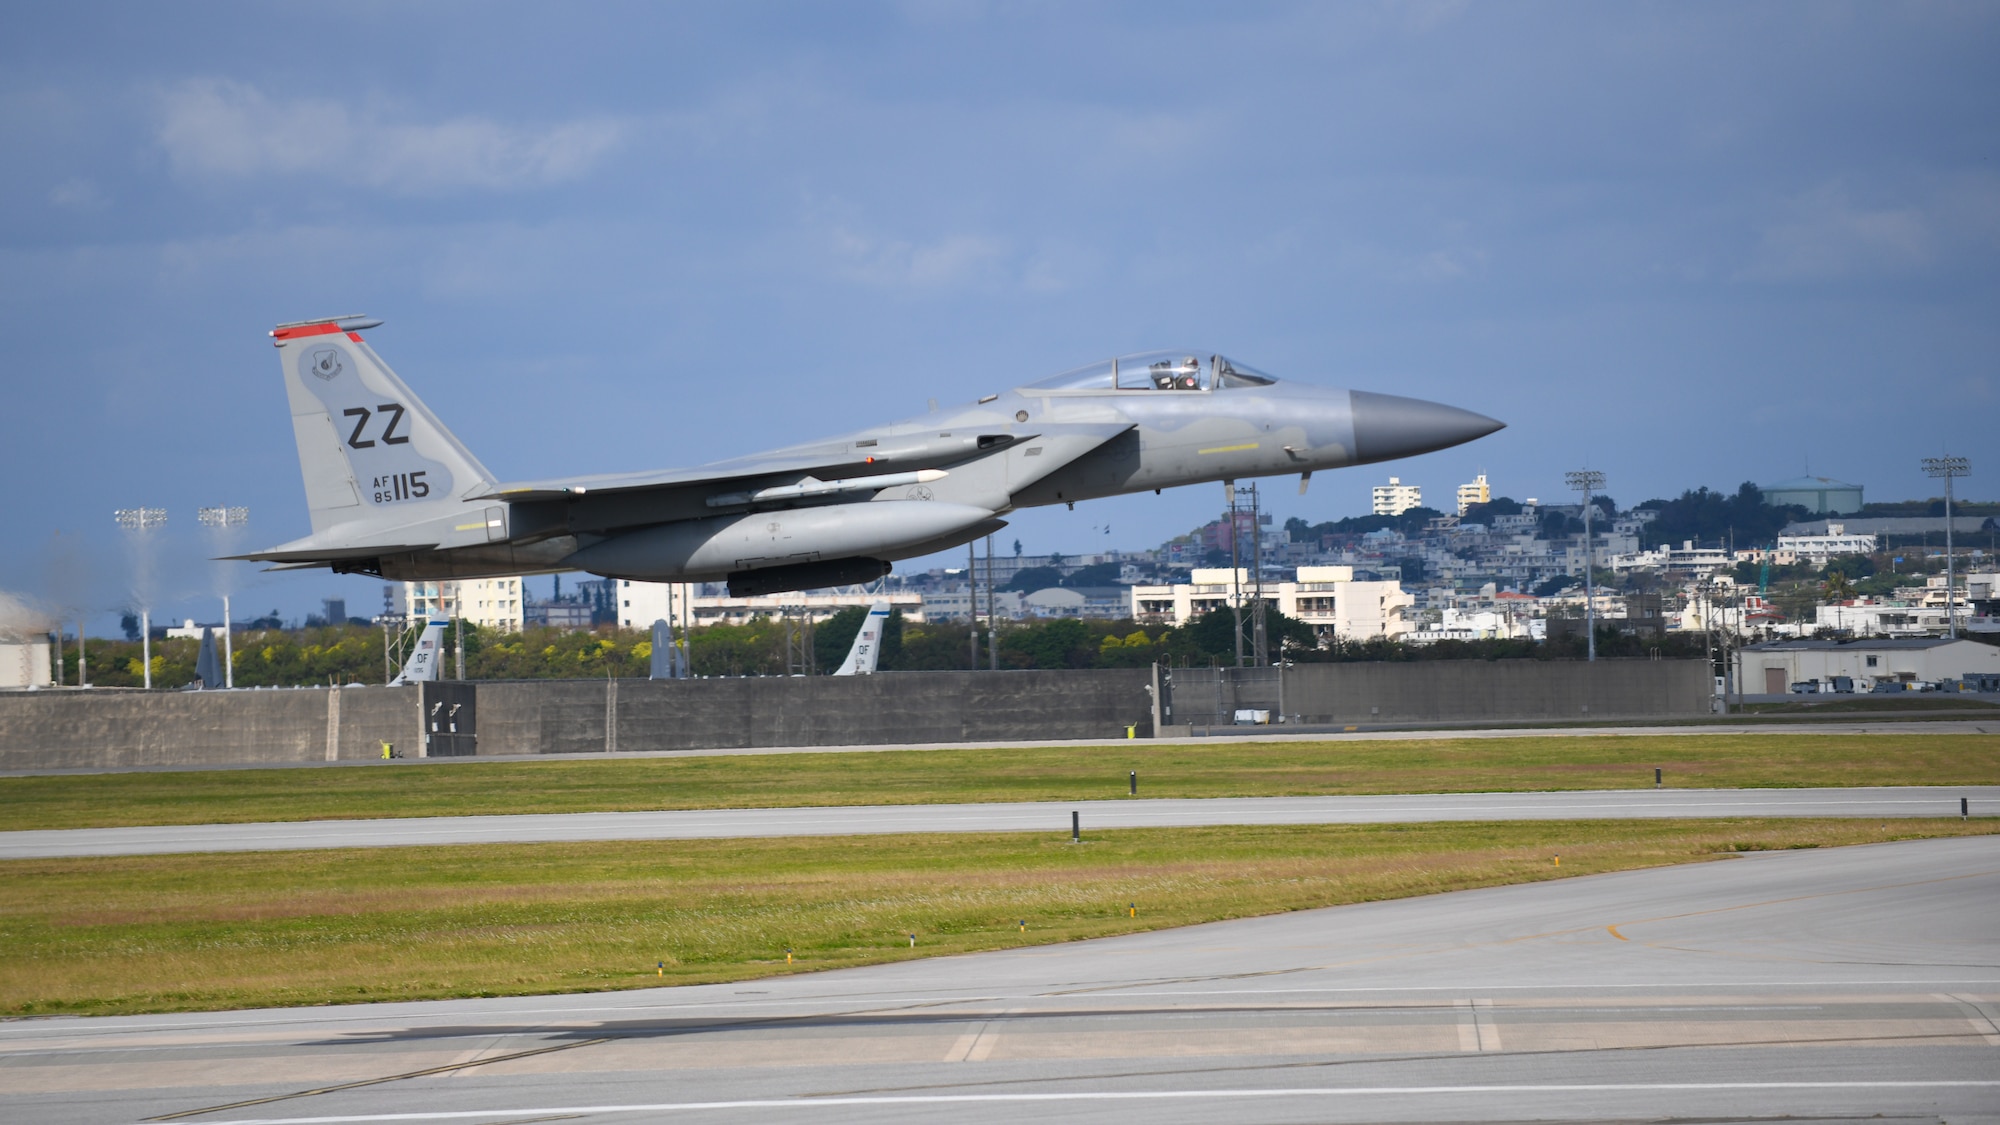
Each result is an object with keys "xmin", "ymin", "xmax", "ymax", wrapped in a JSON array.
[
  {"xmin": 1198, "ymin": 442, "xmax": 1260, "ymax": 455},
  {"xmin": 454, "ymin": 522, "xmax": 487, "ymax": 531}
]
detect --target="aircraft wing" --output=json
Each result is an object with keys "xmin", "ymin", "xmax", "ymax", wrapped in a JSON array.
[
  {"xmin": 474, "ymin": 430, "xmax": 1044, "ymax": 502},
  {"xmin": 472, "ymin": 421, "xmax": 1135, "ymax": 503}
]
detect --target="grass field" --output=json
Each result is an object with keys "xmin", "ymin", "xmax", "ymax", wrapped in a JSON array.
[
  {"xmin": 3, "ymin": 818, "xmax": 1991, "ymax": 1017},
  {"xmin": 2, "ymin": 733, "xmax": 1995, "ymax": 831}
]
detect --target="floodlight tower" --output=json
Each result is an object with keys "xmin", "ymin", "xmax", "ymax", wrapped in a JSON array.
[
  {"xmin": 197, "ymin": 506, "xmax": 250, "ymax": 687},
  {"xmin": 1921, "ymin": 456, "xmax": 1970, "ymax": 639},
  {"xmin": 113, "ymin": 507, "xmax": 167, "ymax": 688},
  {"xmin": 1564, "ymin": 470, "xmax": 1606, "ymax": 662}
]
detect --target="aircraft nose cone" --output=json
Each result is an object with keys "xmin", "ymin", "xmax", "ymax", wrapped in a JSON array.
[{"xmin": 1349, "ymin": 390, "xmax": 1505, "ymax": 462}]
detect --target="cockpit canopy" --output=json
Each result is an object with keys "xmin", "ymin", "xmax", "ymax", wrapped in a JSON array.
[{"xmin": 1024, "ymin": 351, "xmax": 1279, "ymax": 393}]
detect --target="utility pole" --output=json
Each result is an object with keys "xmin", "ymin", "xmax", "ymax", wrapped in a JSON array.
[
  {"xmin": 1922, "ymin": 456, "xmax": 1970, "ymax": 639},
  {"xmin": 1564, "ymin": 471, "xmax": 1605, "ymax": 661},
  {"xmin": 197, "ymin": 506, "xmax": 249, "ymax": 688},
  {"xmin": 1244, "ymin": 483, "xmax": 1268, "ymax": 665},
  {"xmin": 968, "ymin": 542, "xmax": 979, "ymax": 669},
  {"xmin": 986, "ymin": 533, "xmax": 998, "ymax": 670},
  {"xmin": 1227, "ymin": 481, "xmax": 1245, "ymax": 668},
  {"xmin": 113, "ymin": 507, "xmax": 167, "ymax": 688}
]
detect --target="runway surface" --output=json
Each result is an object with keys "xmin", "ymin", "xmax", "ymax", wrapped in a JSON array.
[
  {"xmin": 5, "ymin": 718, "xmax": 1994, "ymax": 777},
  {"xmin": 2, "ymin": 835, "xmax": 1995, "ymax": 1124},
  {"xmin": 6, "ymin": 785, "xmax": 1993, "ymax": 859}
]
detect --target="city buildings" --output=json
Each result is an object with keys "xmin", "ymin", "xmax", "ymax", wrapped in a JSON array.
[
  {"xmin": 614, "ymin": 579, "xmax": 923, "ymax": 630},
  {"xmin": 402, "ymin": 578, "xmax": 524, "ymax": 631},
  {"xmin": 1733, "ymin": 637, "xmax": 2000, "ymax": 694},
  {"xmin": 1020, "ymin": 586, "xmax": 1130, "ymax": 619},
  {"xmin": 1128, "ymin": 566, "xmax": 1414, "ymax": 642},
  {"xmin": 357, "ymin": 477, "xmax": 1992, "ymax": 656},
  {"xmin": 1774, "ymin": 524, "xmax": 1880, "ymax": 566},
  {"xmin": 1455, "ymin": 474, "xmax": 1490, "ymax": 516},
  {"xmin": 1371, "ymin": 477, "xmax": 1423, "ymax": 516},
  {"xmin": 921, "ymin": 587, "xmax": 1022, "ymax": 622}
]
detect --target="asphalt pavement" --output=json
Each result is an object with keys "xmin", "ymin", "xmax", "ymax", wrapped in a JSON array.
[
  {"xmin": 5, "ymin": 785, "xmax": 1994, "ymax": 859},
  {"xmin": 2, "ymin": 834, "xmax": 1994, "ymax": 1124}
]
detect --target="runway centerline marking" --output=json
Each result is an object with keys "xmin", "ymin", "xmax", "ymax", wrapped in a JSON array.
[{"xmin": 124, "ymin": 1081, "xmax": 2000, "ymax": 1123}]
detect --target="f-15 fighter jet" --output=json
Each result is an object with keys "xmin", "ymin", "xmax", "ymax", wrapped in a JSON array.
[{"xmin": 244, "ymin": 316, "xmax": 1502, "ymax": 595}]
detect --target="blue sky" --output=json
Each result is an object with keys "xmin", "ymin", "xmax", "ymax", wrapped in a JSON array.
[{"xmin": 2, "ymin": 2, "xmax": 1995, "ymax": 630}]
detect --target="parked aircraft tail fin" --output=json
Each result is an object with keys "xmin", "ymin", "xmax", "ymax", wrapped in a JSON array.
[
  {"xmin": 270, "ymin": 316, "xmax": 496, "ymax": 537},
  {"xmin": 389, "ymin": 622, "xmax": 448, "ymax": 685},
  {"xmin": 833, "ymin": 601, "xmax": 892, "ymax": 676}
]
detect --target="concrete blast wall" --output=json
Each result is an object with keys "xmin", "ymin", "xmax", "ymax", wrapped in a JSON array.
[
  {"xmin": 0, "ymin": 687, "xmax": 415, "ymax": 771},
  {"xmin": 0, "ymin": 660, "xmax": 1707, "ymax": 771},
  {"xmin": 1164, "ymin": 659, "xmax": 1712, "ymax": 727},
  {"xmin": 477, "ymin": 670, "xmax": 1156, "ymax": 756}
]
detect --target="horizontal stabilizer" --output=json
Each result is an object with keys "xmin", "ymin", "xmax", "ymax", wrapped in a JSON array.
[{"xmin": 231, "ymin": 543, "xmax": 439, "ymax": 565}]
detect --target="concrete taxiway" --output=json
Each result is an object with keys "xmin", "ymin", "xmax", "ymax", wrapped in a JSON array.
[
  {"xmin": 5, "ymin": 785, "xmax": 1993, "ymax": 859},
  {"xmin": 1, "ymin": 835, "xmax": 1994, "ymax": 1124}
]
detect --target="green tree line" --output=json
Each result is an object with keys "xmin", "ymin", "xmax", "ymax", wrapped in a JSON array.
[{"xmin": 52, "ymin": 601, "xmax": 1727, "ymax": 690}]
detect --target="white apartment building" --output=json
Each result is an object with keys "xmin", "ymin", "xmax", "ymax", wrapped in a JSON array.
[
  {"xmin": 1775, "ymin": 523, "xmax": 1879, "ymax": 565},
  {"xmin": 1455, "ymin": 474, "xmax": 1490, "ymax": 516},
  {"xmin": 1130, "ymin": 566, "xmax": 1414, "ymax": 643},
  {"xmin": 921, "ymin": 587, "xmax": 1023, "ymax": 622},
  {"xmin": 614, "ymin": 579, "xmax": 924, "ymax": 630},
  {"xmin": 403, "ymin": 578, "xmax": 524, "ymax": 632},
  {"xmin": 1608, "ymin": 541, "xmax": 1731, "ymax": 575},
  {"xmin": 1814, "ymin": 600, "xmax": 1954, "ymax": 637},
  {"xmin": 1372, "ymin": 477, "xmax": 1423, "ymax": 517},
  {"xmin": 1405, "ymin": 606, "xmax": 1541, "ymax": 645}
]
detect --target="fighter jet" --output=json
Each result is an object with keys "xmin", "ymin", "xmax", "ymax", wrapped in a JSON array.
[{"xmin": 243, "ymin": 316, "xmax": 1502, "ymax": 595}]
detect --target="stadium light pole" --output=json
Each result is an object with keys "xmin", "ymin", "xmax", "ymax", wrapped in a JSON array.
[
  {"xmin": 1564, "ymin": 470, "xmax": 1605, "ymax": 662},
  {"xmin": 1921, "ymin": 456, "xmax": 1969, "ymax": 639},
  {"xmin": 113, "ymin": 507, "xmax": 168, "ymax": 688},
  {"xmin": 198, "ymin": 506, "xmax": 250, "ymax": 687}
]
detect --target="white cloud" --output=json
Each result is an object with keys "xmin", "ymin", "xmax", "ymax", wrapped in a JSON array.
[
  {"xmin": 48, "ymin": 176, "xmax": 107, "ymax": 210},
  {"xmin": 1397, "ymin": 247, "xmax": 1486, "ymax": 283},
  {"xmin": 828, "ymin": 225, "xmax": 1011, "ymax": 289},
  {"xmin": 1738, "ymin": 183, "xmax": 1933, "ymax": 282},
  {"xmin": 155, "ymin": 79, "xmax": 623, "ymax": 194}
]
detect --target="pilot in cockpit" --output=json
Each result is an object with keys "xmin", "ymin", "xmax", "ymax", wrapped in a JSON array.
[{"xmin": 1150, "ymin": 355, "xmax": 1202, "ymax": 390}]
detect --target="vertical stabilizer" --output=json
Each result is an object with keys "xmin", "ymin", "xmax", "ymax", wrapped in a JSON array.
[
  {"xmin": 270, "ymin": 317, "xmax": 495, "ymax": 535},
  {"xmin": 833, "ymin": 601, "xmax": 891, "ymax": 676},
  {"xmin": 194, "ymin": 627, "xmax": 221, "ymax": 689},
  {"xmin": 389, "ymin": 622, "xmax": 447, "ymax": 685},
  {"xmin": 649, "ymin": 618, "xmax": 689, "ymax": 679}
]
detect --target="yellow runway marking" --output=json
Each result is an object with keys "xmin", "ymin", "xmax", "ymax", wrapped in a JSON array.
[{"xmin": 1607, "ymin": 925, "xmax": 1628, "ymax": 941}]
